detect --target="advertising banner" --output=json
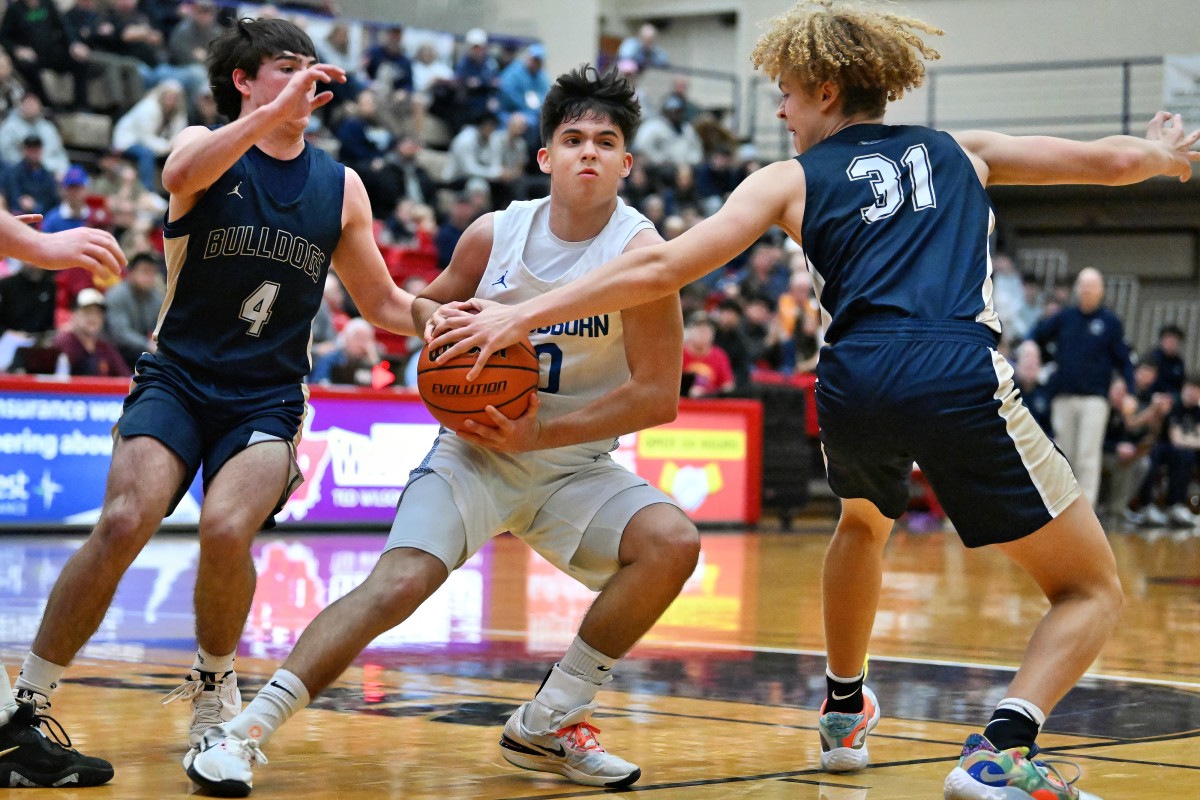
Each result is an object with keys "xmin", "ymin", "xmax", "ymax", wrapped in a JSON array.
[{"xmin": 0, "ymin": 378, "xmax": 760, "ymax": 527}]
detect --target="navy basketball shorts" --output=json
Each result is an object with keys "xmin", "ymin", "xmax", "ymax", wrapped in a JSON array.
[
  {"xmin": 117, "ymin": 352, "xmax": 306, "ymax": 517},
  {"xmin": 815, "ymin": 320, "xmax": 1080, "ymax": 548}
]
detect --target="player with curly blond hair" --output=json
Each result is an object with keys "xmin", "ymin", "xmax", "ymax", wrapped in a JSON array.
[{"xmin": 435, "ymin": 3, "xmax": 1199, "ymax": 798}]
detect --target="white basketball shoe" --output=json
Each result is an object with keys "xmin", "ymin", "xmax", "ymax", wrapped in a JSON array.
[
  {"xmin": 162, "ymin": 670, "xmax": 242, "ymax": 769},
  {"xmin": 186, "ymin": 725, "xmax": 267, "ymax": 798},
  {"xmin": 499, "ymin": 702, "xmax": 640, "ymax": 788}
]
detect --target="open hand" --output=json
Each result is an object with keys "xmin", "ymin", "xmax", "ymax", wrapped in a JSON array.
[
  {"xmin": 270, "ymin": 63, "xmax": 347, "ymax": 124},
  {"xmin": 1146, "ymin": 111, "xmax": 1200, "ymax": 181},
  {"xmin": 427, "ymin": 300, "xmax": 531, "ymax": 381}
]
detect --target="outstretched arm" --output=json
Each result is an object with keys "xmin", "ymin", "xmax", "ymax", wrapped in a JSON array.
[
  {"xmin": 428, "ymin": 159, "xmax": 801, "ymax": 377},
  {"xmin": 0, "ymin": 212, "xmax": 126, "ymax": 279},
  {"xmin": 331, "ymin": 168, "xmax": 416, "ymax": 337},
  {"xmin": 954, "ymin": 112, "xmax": 1200, "ymax": 186}
]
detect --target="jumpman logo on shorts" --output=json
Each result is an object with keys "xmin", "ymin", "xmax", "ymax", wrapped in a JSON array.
[
  {"xmin": 228, "ymin": 182, "xmax": 244, "ymax": 199},
  {"xmin": 492, "ymin": 271, "xmax": 509, "ymax": 288}
]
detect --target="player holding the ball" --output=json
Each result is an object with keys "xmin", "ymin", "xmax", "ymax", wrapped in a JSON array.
[
  {"xmin": 431, "ymin": 3, "xmax": 1200, "ymax": 799},
  {"xmin": 188, "ymin": 65, "xmax": 699, "ymax": 794}
]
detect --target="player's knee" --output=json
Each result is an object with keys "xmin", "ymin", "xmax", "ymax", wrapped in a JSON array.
[
  {"xmin": 198, "ymin": 517, "xmax": 256, "ymax": 559},
  {"xmin": 641, "ymin": 514, "xmax": 701, "ymax": 574},
  {"xmin": 360, "ymin": 551, "xmax": 445, "ymax": 622},
  {"xmin": 94, "ymin": 500, "xmax": 159, "ymax": 556}
]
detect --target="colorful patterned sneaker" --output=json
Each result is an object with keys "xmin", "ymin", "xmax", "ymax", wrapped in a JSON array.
[
  {"xmin": 162, "ymin": 670, "xmax": 242, "ymax": 769},
  {"xmin": 186, "ymin": 725, "xmax": 267, "ymax": 798},
  {"xmin": 818, "ymin": 684, "xmax": 881, "ymax": 772},
  {"xmin": 499, "ymin": 702, "xmax": 640, "ymax": 788},
  {"xmin": 943, "ymin": 733, "xmax": 1101, "ymax": 799},
  {"xmin": 0, "ymin": 694, "xmax": 114, "ymax": 787}
]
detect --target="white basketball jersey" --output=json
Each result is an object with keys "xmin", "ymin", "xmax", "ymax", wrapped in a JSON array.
[{"xmin": 477, "ymin": 196, "xmax": 653, "ymax": 461}]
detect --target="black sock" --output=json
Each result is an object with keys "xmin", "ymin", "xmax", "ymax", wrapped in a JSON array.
[
  {"xmin": 824, "ymin": 672, "xmax": 864, "ymax": 713},
  {"xmin": 983, "ymin": 707, "xmax": 1039, "ymax": 751}
]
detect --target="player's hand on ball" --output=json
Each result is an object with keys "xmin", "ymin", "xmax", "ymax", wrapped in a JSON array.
[{"xmin": 456, "ymin": 394, "xmax": 543, "ymax": 453}]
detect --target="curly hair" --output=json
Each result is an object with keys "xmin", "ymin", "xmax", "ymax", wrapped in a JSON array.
[
  {"xmin": 750, "ymin": 0, "xmax": 942, "ymax": 117},
  {"xmin": 207, "ymin": 18, "xmax": 318, "ymax": 121},
  {"xmin": 540, "ymin": 65, "xmax": 642, "ymax": 146}
]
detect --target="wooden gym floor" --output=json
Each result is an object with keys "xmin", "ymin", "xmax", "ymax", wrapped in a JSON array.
[{"xmin": 1, "ymin": 519, "xmax": 1197, "ymax": 798}]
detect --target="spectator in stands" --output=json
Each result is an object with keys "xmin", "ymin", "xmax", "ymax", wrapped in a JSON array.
[
  {"xmin": 140, "ymin": 0, "xmax": 183, "ymax": 38},
  {"xmin": 632, "ymin": 95, "xmax": 704, "ymax": 183},
  {"xmin": 91, "ymin": 148, "xmax": 167, "ymax": 219},
  {"xmin": 682, "ymin": 312, "xmax": 735, "ymax": 397},
  {"xmin": 0, "ymin": 51, "xmax": 25, "ymax": 119},
  {"xmin": 1128, "ymin": 360, "xmax": 1173, "ymax": 526},
  {"xmin": 0, "ymin": 261, "xmax": 56, "ymax": 341},
  {"xmin": 0, "ymin": 94, "xmax": 68, "ymax": 177},
  {"xmin": 40, "ymin": 165, "xmax": 90, "ymax": 235},
  {"xmin": 665, "ymin": 162, "xmax": 699, "ymax": 216},
  {"xmin": 617, "ymin": 23, "xmax": 670, "ymax": 74},
  {"xmin": 443, "ymin": 110, "xmax": 504, "ymax": 189},
  {"xmin": 695, "ymin": 146, "xmax": 741, "ymax": 215},
  {"xmin": 411, "ymin": 43, "xmax": 455, "ymax": 126},
  {"xmin": 0, "ymin": 0, "xmax": 91, "ymax": 110},
  {"xmin": 312, "ymin": 22, "xmax": 362, "ymax": 122},
  {"xmin": 362, "ymin": 135, "xmax": 438, "ymax": 217},
  {"xmin": 40, "ymin": 164, "xmax": 114, "ymax": 311},
  {"xmin": 664, "ymin": 76, "xmax": 701, "ymax": 123},
  {"xmin": 1161, "ymin": 374, "xmax": 1200, "ymax": 525},
  {"xmin": 364, "ymin": 24, "xmax": 417, "ymax": 135},
  {"xmin": 497, "ymin": 44, "xmax": 550, "ymax": 135},
  {"xmin": 990, "ymin": 252, "xmax": 1027, "ymax": 343},
  {"xmin": 104, "ymin": 251, "xmax": 164, "ymax": 369},
  {"xmin": 1148, "ymin": 323, "xmax": 1187, "ymax": 398},
  {"xmin": 453, "ymin": 28, "xmax": 499, "ymax": 131},
  {"xmin": 168, "ymin": 1, "xmax": 223, "ymax": 73},
  {"xmin": 435, "ymin": 192, "xmax": 478, "ymax": 269},
  {"xmin": 777, "ymin": 266, "xmax": 822, "ymax": 374},
  {"xmin": 1030, "ymin": 266, "xmax": 1135, "ymax": 507},
  {"xmin": 712, "ymin": 298, "xmax": 755, "ymax": 391},
  {"xmin": 67, "ymin": 0, "xmax": 142, "ymax": 114},
  {"xmin": 364, "ymin": 25, "xmax": 414, "ymax": 97},
  {"xmin": 333, "ymin": 89, "xmax": 394, "ymax": 173},
  {"xmin": 739, "ymin": 241, "xmax": 790, "ymax": 305},
  {"xmin": 52, "ymin": 287, "xmax": 130, "ymax": 377},
  {"xmin": 1103, "ymin": 373, "xmax": 1170, "ymax": 526},
  {"xmin": 1012, "ymin": 340, "xmax": 1054, "ymax": 436},
  {"xmin": 188, "ymin": 85, "xmax": 223, "ymax": 127},
  {"xmin": 616, "ymin": 162, "xmax": 654, "ymax": 212},
  {"xmin": 309, "ymin": 317, "xmax": 383, "ymax": 386},
  {"xmin": 101, "ymin": 0, "xmax": 205, "ymax": 94},
  {"xmin": 113, "ymin": 79, "xmax": 189, "ymax": 191},
  {"xmin": 4, "ymin": 135, "xmax": 58, "ymax": 214}
]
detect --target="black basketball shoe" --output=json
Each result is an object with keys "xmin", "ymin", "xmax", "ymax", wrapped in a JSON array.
[{"xmin": 0, "ymin": 694, "xmax": 114, "ymax": 788}]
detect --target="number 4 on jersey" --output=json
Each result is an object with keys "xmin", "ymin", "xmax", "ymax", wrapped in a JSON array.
[
  {"xmin": 847, "ymin": 144, "xmax": 936, "ymax": 223},
  {"xmin": 240, "ymin": 280, "xmax": 280, "ymax": 337}
]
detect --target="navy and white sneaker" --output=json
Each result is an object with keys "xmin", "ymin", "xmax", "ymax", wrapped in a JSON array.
[{"xmin": 0, "ymin": 693, "xmax": 113, "ymax": 787}]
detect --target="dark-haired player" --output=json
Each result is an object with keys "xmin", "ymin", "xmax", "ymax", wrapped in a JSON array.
[{"xmin": 3, "ymin": 16, "xmax": 415, "ymax": 782}]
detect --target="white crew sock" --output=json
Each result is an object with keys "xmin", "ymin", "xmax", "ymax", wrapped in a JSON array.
[
  {"xmin": 223, "ymin": 669, "xmax": 310, "ymax": 747},
  {"xmin": 14, "ymin": 652, "xmax": 66, "ymax": 701},
  {"xmin": 193, "ymin": 647, "xmax": 235, "ymax": 677}
]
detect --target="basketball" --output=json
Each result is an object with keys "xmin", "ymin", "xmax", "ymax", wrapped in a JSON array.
[{"xmin": 416, "ymin": 338, "xmax": 540, "ymax": 431}]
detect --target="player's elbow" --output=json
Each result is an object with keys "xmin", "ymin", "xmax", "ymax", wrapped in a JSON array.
[{"xmin": 645, "ymin": 392, "xmax": 679, "ymax": 427}]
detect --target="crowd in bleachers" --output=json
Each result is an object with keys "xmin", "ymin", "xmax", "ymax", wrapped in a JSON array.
[{"xmin": 0, "ymin": 2, "xmax": 1194, "ymax": 523}]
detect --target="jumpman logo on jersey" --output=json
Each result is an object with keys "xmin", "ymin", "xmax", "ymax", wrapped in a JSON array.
[
  {"xmin": 227, "ymin": 182, "xmax": 244, "ymax": 199},
  {"xmin": 492, "ymin": 271, "xmax": 509, "ymax": 288}
]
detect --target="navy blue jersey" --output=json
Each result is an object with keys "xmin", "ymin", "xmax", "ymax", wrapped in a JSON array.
[
  {"xmin": 797, "ymin": 124, "xmax": 998, "ymax": 344},
  {"xmin": 158, "ymin": 144, "xmax": 345, "ymax": 385}
]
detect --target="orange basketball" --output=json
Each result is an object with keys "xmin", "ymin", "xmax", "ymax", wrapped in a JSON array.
[{"xmin": 416, "ymin": 338, "xmax": 540, "ymax": 431}]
